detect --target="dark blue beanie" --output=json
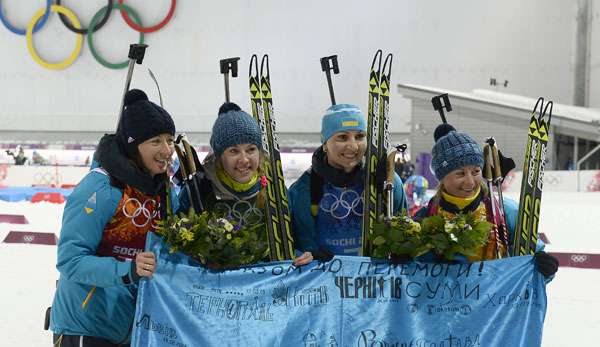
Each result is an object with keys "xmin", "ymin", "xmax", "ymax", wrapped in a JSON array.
[
  {"xmin": 117, "ymin": 89, "xmax": 176, "ymax": 156},
  {"xmin": 431, "ymin": 123, "xmax": 484, "ymax": 180},
  {"xmin": 210, "ymin": 102, "xmax": 262, "ymax": 157}
]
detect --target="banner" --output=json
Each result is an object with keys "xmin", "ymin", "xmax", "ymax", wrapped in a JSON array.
[{"xmin": 132, "ymin": 234, "xmax": 547, "ymax": 347}]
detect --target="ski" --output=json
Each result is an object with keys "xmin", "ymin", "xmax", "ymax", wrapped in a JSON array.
[
  {"xmin": 530, "ymin": 102, "xmax": 552, "ymax": 254},
  {"xmin": 514, "ymin": 98, "xmax": 552, "ymax": 256},
  {"xmin": 249, "ymin": 54, "xmax": 295, "ymax": 261},
  {"xmin": 378, "ymin": 53, "xmax": 394, "ymax": 212},
  {"xmin": 361, "ymin": 50, "xmax": 383, "ymax": 256}
]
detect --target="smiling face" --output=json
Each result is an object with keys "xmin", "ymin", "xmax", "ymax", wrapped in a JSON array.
[
  {"xmin": 220, "ymin": 143, "xmax": 260, "ymax": 183},
  {"xmin": 136, "ymin": 134, "xmax": 175, "ymax": 176},
  {"xmin": 324, "ymin": 130, "xmax": 367, "ymax": 173},
  {"xmin": 441, "ymin": 165, "xmax": 483, "ymax": 198}
]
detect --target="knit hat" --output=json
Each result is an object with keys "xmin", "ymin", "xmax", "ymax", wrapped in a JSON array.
[
  {"xmin": 117, "ymin": 89, "xmax": 176, "ymax": 156},
  {"xmin": 210, "ymin": 102, "xmax": 262, "ymax": 157},
  {"xmin": 321, "ymin": 104, "xmax": 366, "ymax": 143},
  {"xmin": 431, "ymin": 123, "xmax": 484, "ymax": 180}
]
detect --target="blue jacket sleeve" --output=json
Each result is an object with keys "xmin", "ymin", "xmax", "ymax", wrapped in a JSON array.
[
  {"xmin": 392, "ymin": 173, "xmax": 408, "ymax": 214},
  {"xmin": 288, "ymin": 172, "xmax": 319, "ymax": 253},
  {"xmin": 56, "ymin": 172, "xmax": 132, "ymax": 287}
]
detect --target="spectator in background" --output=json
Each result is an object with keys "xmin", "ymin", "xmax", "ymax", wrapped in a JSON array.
[
  {"xmin": 5, "ymin": 146, "xmax": 27, "ymax": 165},
  {"xmin": 32, "ymin": 151, "xmax": 48, "ymax": 165}
]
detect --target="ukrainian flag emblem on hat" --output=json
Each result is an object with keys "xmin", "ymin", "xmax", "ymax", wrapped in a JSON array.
[{"xmin": 342, "ymin": 120, "xmax": 359, "ymax": 127}]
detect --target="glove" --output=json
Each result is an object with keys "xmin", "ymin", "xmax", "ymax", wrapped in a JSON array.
[
  {"xmin": 390, "ymin": 253, "xmax": 412, "ymax": 264},
  {"xmin": 312, "ymin": 248, "xmax": 334, "ymax": 262},
  {"xmin": 533, "ymin": 251, "xmax": 559, "ymax": 278},
  {"xmin": 498, "ymin": 150, "xmax": 516, "ymax": 180}
]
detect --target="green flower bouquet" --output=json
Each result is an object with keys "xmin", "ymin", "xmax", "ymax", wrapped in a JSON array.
[
  {"xmin": 370, "ymin": 213, "xmax": 430, "ymax": 258},
  {"xmin": 155, "ymin": 209, "xmax": 269, "ymax": 269},
  {"xmin": 420, "ymin": 213, "xmax": 492, "ymax": 260},
  {"xmin": 370, "ymin": 212, "xmax": 492, "ymax": 260}
]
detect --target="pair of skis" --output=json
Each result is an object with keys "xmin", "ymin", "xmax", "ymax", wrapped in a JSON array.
[
  {"xmin": 247, "ymin": 55, "xmax": 295, "ymax": 261},
  {"xmin": 361, "ymin": 50, "xmax": 393, "ymax": 256},
  {"xmin": 514, "ymin": 98, "xmax": 553, "ymax": 256}
]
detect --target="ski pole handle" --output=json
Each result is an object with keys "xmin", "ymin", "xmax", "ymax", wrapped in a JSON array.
[
  {"xmin": 181, "ymin": 137, "xmax": 197, "ymax": 175},
  {"xmin": 116, "ymin": 43, "xmax": 148, "ymax": 130},
  {"xmin": 483, "ymin": 144, "xmax": 493, "ymax": 182},
  {"xmin": 173, "ymin": 143, "xmax": 188, "ymax": 179},
  {"xmin": 491, "ymin": 143, "xmax": 502, "ymax": 182},
  {"xmin": 431, "ymin": 93, "xmax": 452, "ymax": 124},
  {"xmin": 320, "ymin": 55, "xmax": 339, "ymax": 105},
  {"xmin": 220, "ymin": 57, "xmax": 240, "ymax": 102}
]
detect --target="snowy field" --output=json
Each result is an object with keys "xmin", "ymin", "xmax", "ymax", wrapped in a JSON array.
[{"xmin": 0, "ymin": 192, "xmax": 599, "ymax": 346}]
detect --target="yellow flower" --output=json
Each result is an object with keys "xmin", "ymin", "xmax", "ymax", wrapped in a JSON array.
[
  {"xmin": 226, "ymin": 233, "xmax": 232, "ymax": 240},
  {"xmin": 180, "ymin": 229, "xmax": 194, "ymax": 242}
]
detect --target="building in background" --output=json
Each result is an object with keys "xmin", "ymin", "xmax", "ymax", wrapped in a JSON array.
[{"xmin": 398, "ymin": 84, "xmax": 600, "ymax": 185}]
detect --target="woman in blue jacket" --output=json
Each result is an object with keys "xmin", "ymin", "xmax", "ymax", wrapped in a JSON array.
[
  {"xmin": 288, "ymin": 104, "xmax": 407, "ymax": 261},
  {"xmin": 414, "ymin": 123, "xmax": 558, "ymax": 278},
  {"xmin": 50, "ymin": 89, "xmax": 176, "ymax": 347}
]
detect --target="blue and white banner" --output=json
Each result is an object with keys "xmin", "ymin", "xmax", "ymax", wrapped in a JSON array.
[{"xmin": 132, "ymin": 234, "xmax": 547, "ymax": 347}]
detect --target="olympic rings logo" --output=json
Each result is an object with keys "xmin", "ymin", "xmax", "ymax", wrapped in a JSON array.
[
  {"xmin": 319, "ymin": 189, "xmax": 363, "ymax": 220},
  {"xmin": 122, "ymin": 197, "xmax": 160, "ymax": 228},
  {"xmin": 34, "ymin": 171, "xmax": 59, "ymax": 185},
  {"xmin": 0, "ymin": 0, "xmax": 176, "ymax": 70},
  {"xmin": 213, "ymin": 200, "xmax": 264, "ymax": 227},
  {"xmin": 570, "ymin": 254, "xmax": 588, "ymax": 263},
  {"xmin": 23, "ymin": 235, "xmax": 35, "ymax": 243},
  {"xmin": 545, "ymin": 175, "xmax": 560, "ymax": 185}
]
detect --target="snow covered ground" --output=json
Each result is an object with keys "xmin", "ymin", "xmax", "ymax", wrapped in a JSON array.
[{"xmin": 0, "ymin": 192, "xmax": 598, "ymax": 346}]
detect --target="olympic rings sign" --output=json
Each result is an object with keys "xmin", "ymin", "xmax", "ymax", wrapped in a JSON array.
[
  {"xmin": 320, "ymin": 189, "xmax": 364, "ymax": 220},
  {"xmin": 122, "ymin": 197, "xmax": 160, "ymax": 228},
  {"xmin": 0, "ymin": 0, "xmax": 176, "ymax": 70}
]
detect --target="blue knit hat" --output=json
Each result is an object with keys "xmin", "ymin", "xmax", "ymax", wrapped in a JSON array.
[
  {"xmin": 321, "ymin": 104, "xmax": 366, "ymax": 143},
  {"xmin": 118, "ymin": 89, "xmax": 175, "ymax": 157},
  {"xmin": 210, "ymin": 102, "xmax": 262, "ymax": 157},
  {"xmin": 431, "ymin": 123, "xmax": 484, "ymax": 180}
]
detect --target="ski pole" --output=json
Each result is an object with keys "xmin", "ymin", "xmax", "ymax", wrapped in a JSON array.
[
  {"xmin": 173, "ymin": 138, "xmax": 195, "ymax": 213},
  {"xmin": 181, "ymin": 136, "xmax": 204, "ymax": 213},
  {"xmin": 384, "ymin": 144, "xmax": 407, "ymax": 226},
  {"xmin": 220, "ymin": 57, "xmax": 240, "ymax": 102},
  {"xmin": 487, "ymin": 138, "xmax": 510, "ymax": 256},
  {"xmin": 483, "ymin": 142, "xmax": 503, "ymax": 259},
  {"xmin": 116, "ymin": 43, "xmax": 148, "ymax": 130},
  {"xmin": 431, "ymin": 93, "xmax": 452, "ymax": 124},
  {"xmin": 320, "ymin": 55, "xmax": 339, "ymax": 105}
]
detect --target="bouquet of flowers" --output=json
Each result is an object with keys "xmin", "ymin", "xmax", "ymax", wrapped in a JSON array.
[
  {"xmin": 155, "ymin": 209, "xmax": 269, "ymax": 268},
  {"xmin": 419, "ymin": 213, "xmax": 492, "ymax": 260},
  {"xmin": 370, "ymin": 212, "xmax": 492, "ymax": 260},
  {"xmin": 370, "ymin": 212, "xmax": 430, "ymax": 258}
]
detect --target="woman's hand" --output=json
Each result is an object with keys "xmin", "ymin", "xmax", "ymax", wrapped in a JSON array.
[
  {"xmin": 293, "ymin": 252, "xmax": 313, "ymax": 266},
  {"xmin": 135, "ymin": 252, "xmax": 156, "ymax": 278}
]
